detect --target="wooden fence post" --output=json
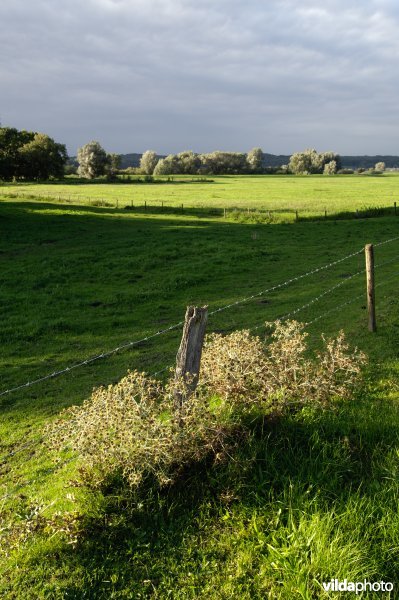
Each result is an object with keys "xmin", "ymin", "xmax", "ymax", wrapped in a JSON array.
[
  {"xmin": 174, "ymin": 306, "xmax": 208, "ymax": 408},
  {"xmin": 365, "ymin": 244, "xmax": 376, "ymax": 332},
  {"xmin": 394, "ymin": 202, "xmax": 397, "ymax": 216}
]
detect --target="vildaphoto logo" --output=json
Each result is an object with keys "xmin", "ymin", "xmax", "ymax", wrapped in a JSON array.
[{"xmin": 322, "ymin": 579, "xmax": 394, "ymax": 594}]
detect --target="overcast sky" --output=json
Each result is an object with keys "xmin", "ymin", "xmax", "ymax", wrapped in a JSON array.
[{"xmin": 1, "ymin": 0, "xmax": 398, "ymax": 155}]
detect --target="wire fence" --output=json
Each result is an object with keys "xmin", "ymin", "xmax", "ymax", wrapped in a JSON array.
[
  {"xmin": 1, "ymin": 235, "xmax": 399, "ymax": 502},
  {"xmin": 0, "ymin": 242, "xmax": 369, "ymax": 399},
  {"xmin": 1, "ymin": 189, "xmax": 399, "ymax": 222}
]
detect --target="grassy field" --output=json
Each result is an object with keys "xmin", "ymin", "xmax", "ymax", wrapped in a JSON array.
[
  {"xmin": 1, "ymin": 172, "xmax": 399, "ymax": 217},
  {"xmin": 1, "ymin": 177, "xmax": 399, "ymax": 598}
]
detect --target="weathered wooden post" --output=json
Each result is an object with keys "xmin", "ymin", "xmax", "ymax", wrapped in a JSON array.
[
  {"xmin": 365, "ymin": 244, "xmax": 376, "ymax": 332},
  {"xmin": 224, "ymin": 207, "xmax": 226, "ymax": 219},
  {"xmin": 394, "ymin": 202, "xmax": 397, "ymax": 216},
  {"xmin": 174, "ymin": 306, "xmax": 208, "ymax": 408},
  {"xmin": 295, "ymin": 210, "xmax": 299, "ymax": 222}
]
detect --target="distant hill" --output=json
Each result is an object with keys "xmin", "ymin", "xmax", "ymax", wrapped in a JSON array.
[
  {"xmin": 68, "ymin": 153, "xmax": 399, "ymax": 169},
  {"xmin": 262, "ymin": 154, "xmax": 399, "ymax": 169},
  {"xmin": 339, "ymin": 155, "xmax": 399, "ymax": 169}
]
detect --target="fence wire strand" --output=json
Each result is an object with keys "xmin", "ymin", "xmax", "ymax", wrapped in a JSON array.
[{"xmin": 0, "ymin": 244, "xmax": 367, "ymax": 399}]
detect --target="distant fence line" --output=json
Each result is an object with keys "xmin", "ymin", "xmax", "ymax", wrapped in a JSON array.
[{"xmin": 0, "ymin": 190, "xmax": 398, "ymax": 222}]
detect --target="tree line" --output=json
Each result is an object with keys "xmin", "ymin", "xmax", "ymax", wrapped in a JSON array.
[
  {"xmin": 75, "ymin": 144, "xmax": 343, "ymax": 177},
  {"xmin": 73, "ymin": 145, "xmax": 265, "ymax": 178},
  {"xmin": 0, "ymin": 125, "xmax": 387, "ymax": 181}
]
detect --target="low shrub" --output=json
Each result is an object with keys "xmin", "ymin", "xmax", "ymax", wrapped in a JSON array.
[
  {"xmin": 47, "ymin": 321, "xmax": 366, "ymax": 492},
  {"xmin": 200, "ymin": 321, "xmax": 366, "ymax": 410},
  {"xmin": 47, "ymin": 371, "xmax": 231, "ymax": 491}
]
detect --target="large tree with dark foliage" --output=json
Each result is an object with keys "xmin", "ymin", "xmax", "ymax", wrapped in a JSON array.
[{"xmin": 0, "ymin": 126, "xmax": 67, "ymax": 180}]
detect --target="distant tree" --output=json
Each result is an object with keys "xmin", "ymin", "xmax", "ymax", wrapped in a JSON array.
[
  {"xmin": 320, "ymin": 151, "xmax": 341, "ymax": 172},
  {"xmin": 107, "ymin": 153, "xmax": 121, "ymax": 173},
  {"xmin": 64, "ymin": 163, "xmax": 78, "ymax": 176},
  {"xmin": 176, "ymin": 151, "xmax": 201, "ymax": 174},
  {"xmin": 289, "ymin": 149, "xmax": 316, "ymax": 174},
  {"xmin": 289, "ymin": 149, "xmax": 341, "ymax": 175},
  {"xmin": 199, "ymin": 151, "xmax": 247, "ymax": 174},
  {"xmin": 77, "ymin": 141, "xmax": 108, "ymax": 179},
  {"xmin": 153, "ymin": 158, "xmax": 172, "ymax": 176},
  {"xmin": 162, "ymin": 154, "xmax": 180, "ymax": 174},
  {"xmin": 323, "ymin": 160, "xmax": 337, "ymax": 175},
  {"xmin": 246, "ymin": 147, "xmax": 263, "ymax": 172},
  {"xmin": 0, "ymin": 127, "xmax": 67, "ymax": 180},
  {"xmin": 375, "ymin": 161, "xmax": 386, "ymax": 172},
  {"xmin": 18, "ymin": 133, "xmax": 67, "ymax": 180},
  {"xmin": 0, "ymin": 127, "xmax": 21, "ymax": 180},
  {"xmin": 140, "ymin": 150, "xmax": 158, "ymax": 175}
]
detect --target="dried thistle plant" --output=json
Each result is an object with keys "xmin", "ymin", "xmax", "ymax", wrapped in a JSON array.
[
  {"xmin": 46, "ymin": 321, "xmax": 366, "ymax": 492},
  {"xmin": 201, "ymin": 320, "xmax": 366, "ymax": 410},
  {"xmin": 46, "ymin": 370, "xmax": 230, "ymax": 491}
]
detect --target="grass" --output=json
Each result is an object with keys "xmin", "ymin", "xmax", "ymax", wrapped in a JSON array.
[
  {"xmin": 1, "ymin": 172, "xmax": 399, "ymax": 218},
  {"xmin": 1, "ymin": 178, "xmax": 399, "ymax": 598}
]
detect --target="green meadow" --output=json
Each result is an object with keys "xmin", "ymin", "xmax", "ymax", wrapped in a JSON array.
[
  {"xmin": 1, "ymin": 175, "xmax": 399, "ymax": 598},
  {"xmin": 1, "ymin": 172, "xmax": 399, "ymax": 216}
]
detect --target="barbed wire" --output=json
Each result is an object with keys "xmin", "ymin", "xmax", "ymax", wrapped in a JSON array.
[
  {"xmin": 207, "ymin": 245, "xmax": 364, "ymax": 318},
  {"xmin": 250, "ymin": 269, "xmax": 365, "ymax": 332},
  {"xmin": 0, "ymin": 244, "xmax": 368, "ymax": 400},
  {"xmin": 306, "ymin": 269, "xmax": 399, "ymax": 326},
  {"xmin": 249, "ymin": 254, "xmax": 399, "ymax": 333},
  {"xmin": 0, "ymin": 362, "xmax": 174, "ymax": 465},
  {"xmin": 1, "ymin": 238, "xmax": 397, "ymax": 403},
  {"xmin": 374, "ymin": 234, "xmax": 399, "ymax": 247},
  {"xmin": 0, "ymin": 321, "xmax": 186, "ymax": 399}
]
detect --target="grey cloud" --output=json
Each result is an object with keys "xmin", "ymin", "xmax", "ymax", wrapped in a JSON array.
[{"xmin": 0, "ymin": 0, "xmax": 398, "ymax": 154}]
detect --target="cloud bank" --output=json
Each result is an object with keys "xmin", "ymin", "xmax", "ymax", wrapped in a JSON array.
[{"xmin": 0, "ymin": 0, "xmax": 398, "ymax": 154}]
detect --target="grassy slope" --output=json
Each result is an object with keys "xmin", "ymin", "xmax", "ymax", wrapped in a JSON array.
[{"xmin": 1, "ymin": 181, "xmax": 399, "ymax": 598}]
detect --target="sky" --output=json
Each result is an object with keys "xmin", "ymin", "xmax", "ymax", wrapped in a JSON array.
[{"xmin": 0, "ymin": 0, "xmax": 398, "ymax": 155}]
